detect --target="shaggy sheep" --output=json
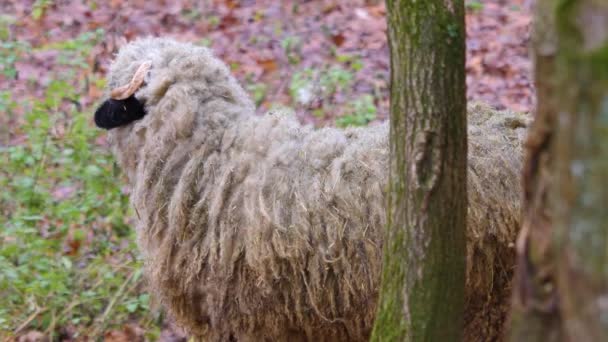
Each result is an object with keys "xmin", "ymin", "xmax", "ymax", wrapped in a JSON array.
[{"xmin": 95, "ymin": 37, "xmax": 525, "ymax": 341}]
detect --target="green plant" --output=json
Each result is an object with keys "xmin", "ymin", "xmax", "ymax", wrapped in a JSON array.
[
  {"xmin": 247, "ymin": 82, "xmax": 268, "ymax": 106},
  {"xmin": 0, "ymin": 15, "xmax": 15, "ymax": 41},
  {"xmin": 0, "ymin": 90, "xmax": 16, "ymax": 144},
  {"xmin": 336, "ymin": 54, "xmax": 364, "ymax": 71},
  {"xmin": 182, "ymin": 8, "xmax": 202, "ymax": 21},
  {"xmin": 39, "ymin": 29, "xmax": 104, "ymax": 70},
  {"xmin": 289, "ymin": 68, "xmax": 316, "ymax": 105},
  {"xmin": 0, "ymin": 40, "xmax": 30, "ymax": 79},
  {"xmin": 208, "ymin": 15, "xmax": 220, "ymax": 29},
  {"xmin": 289, "ymin": 65, "xmax": 354, "ymax": 106},
  {"xmin": 0, "ymin": 31, "xmax": 159, "ymax": 339},
  {"xmin": 320, "ymin": 66, "xmax": 353, "ymax": 95},
  {"xmin": 281, "ymin": 36, "xmax": 302, "ymax": 65},
  {"xmin": 0, "ymin": 83, "xmax": 158, "ymax": 337},
  {"xmin": 466, "ymin": 1, "xmax": 484, "ymax": 11},
  {"xmin": 281, "ymin": 36, "xmax": 300, "ymax": 52},
  {"xmin": 197, "ymin": 38, "xmax": 212, "ymax": 47},
  {"xmin": 32, "ymin": 0, "xmax": 54, "ymax": 20},
  {"xmin": 336, "ymin": 95, "xmax": 377, "ymax": 127}
]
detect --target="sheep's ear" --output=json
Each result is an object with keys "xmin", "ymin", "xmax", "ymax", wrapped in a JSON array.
[{"xmin": 94, "ymin": 95, "xmax": 147, "ymax": 130}]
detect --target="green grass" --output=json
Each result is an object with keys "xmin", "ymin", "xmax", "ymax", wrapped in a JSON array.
[
  {"xmin": 0, "ymin": 31, "xmax": 159, "ymax": 340},
  {"xmin": 288, "ymin": 61, "xmax": 377, "ymax": 127},
  {"xmin": 0, "ymin": 40, "xmax": 29, "ymax": 79},
  {"xmin": 281, "ymin": 35, "xmax": 302, "ymax": 65},
  {"xmin": 289, "ymin": 65, "xmax": 353, "ymax": 106},
  {"xmin": 465, "ymin": 0, "xmax": 484, "ymax": 12},
  {"xmin": 336, "ymin": 94, "xmax": 377, "ymax": 127}
]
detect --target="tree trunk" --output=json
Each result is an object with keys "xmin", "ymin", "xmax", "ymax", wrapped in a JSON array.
[
  {"xmin": 510, "ymin": 1, "xmax": 608, "ymax": 340},
  {"xmin": 371, "ymin": 1, "xmax": 467, "ymax": 341}
]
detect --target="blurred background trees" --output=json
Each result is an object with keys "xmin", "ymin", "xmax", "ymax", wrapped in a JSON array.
[{"xmin": 511, "ymin": 1, "xmax": 608, "ymax": 340}]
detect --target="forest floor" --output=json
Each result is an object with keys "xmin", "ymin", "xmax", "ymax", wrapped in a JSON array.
[{"xmin": 0, "ymin": 0, "xmax": 533, "ymax": 341}]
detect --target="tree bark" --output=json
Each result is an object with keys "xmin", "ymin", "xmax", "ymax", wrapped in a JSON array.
[
  {"xmin": 371, "ymin": 1, "xmax": 467, "ymax": 341},
  {"xmin": 510, "ymin": 1, "xmax": 608, "ymax": 340}
]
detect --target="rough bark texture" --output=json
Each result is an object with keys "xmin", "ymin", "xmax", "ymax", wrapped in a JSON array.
[
  {"xmin": 372, "ymin": 1, "xmax": 467, "ymax": 341},
  {"xmin": 510, "ymin": 1, "xmax": 608, "ymax": 340}
]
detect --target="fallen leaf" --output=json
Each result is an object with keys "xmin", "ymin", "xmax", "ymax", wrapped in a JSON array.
[
  {"xmin": 331, "ymin": 33, "xmax": 346, "ymax": 47},
  {"xmin": 256, "ymin": 58, "xmax": 278, "ymax": 73}
]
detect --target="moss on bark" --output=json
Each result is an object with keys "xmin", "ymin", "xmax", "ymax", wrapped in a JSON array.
[{"xmin": 372, "ymin": 1, "xmax": 467, "ymax": 341}]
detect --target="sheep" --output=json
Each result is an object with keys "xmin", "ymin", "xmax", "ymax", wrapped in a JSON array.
[{"xmin": 95, "ymin": 37, "xmax": 525, "ymax": 341}]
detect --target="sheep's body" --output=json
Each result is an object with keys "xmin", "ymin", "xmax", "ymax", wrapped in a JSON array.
[{"xmin": 104, "ymin": 38, "xmax": 525, "ymax": 341}]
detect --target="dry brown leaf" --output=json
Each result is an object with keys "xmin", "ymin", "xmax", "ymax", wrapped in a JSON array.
[
  {"xmin": 256, "ymin": 58, "xmax": 278, "ymax": 73},
  {"xmin": 331, "ymin": 33, "xmax": 346, "ymax": 47}
]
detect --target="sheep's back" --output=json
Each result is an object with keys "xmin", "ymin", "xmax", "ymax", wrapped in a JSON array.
[
  {"xmin": 134, "ymin": 112, "xmax": 388, "ymax": 341},
  {"xmin": 131, "ymin": 105, "xmax": 525, "ymax": 341}
]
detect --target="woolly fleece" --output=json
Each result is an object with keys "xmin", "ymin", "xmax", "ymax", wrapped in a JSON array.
[{"xmin": 103, "ymin": 37, "xmax": 525, "ymax": 341}]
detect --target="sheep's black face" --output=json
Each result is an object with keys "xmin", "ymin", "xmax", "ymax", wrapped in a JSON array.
[{"xmin": 94, "ymin": 95, "xmax": 147, "ymax": 130}]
